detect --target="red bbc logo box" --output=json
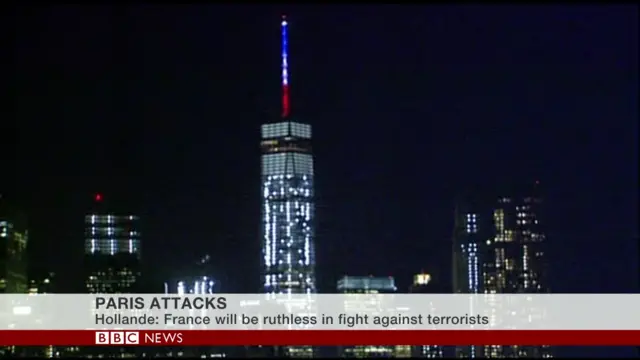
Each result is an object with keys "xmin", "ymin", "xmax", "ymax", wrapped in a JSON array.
[{"xmin": 95, "ymin": 331, "xmax": 140, "ymax": 345}]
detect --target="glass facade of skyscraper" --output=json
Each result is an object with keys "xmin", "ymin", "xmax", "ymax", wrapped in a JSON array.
[{"xmin": 260, "ymin": 121, "xmax": 316, "ymax": 295}]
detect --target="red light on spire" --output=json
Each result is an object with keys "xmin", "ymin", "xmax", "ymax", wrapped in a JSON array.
[{"xmin": 95, "ymin": 194, "xmax": 102, "ymax": 202}]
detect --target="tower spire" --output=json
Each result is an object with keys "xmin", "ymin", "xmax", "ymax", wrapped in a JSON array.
[{"xmin": 281, "ymin": 15, "xmax": 290, "ymax": 118}]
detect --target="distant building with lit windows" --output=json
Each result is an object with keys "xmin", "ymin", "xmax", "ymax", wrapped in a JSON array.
[
  {"xmin": 0, "ymin": 199, "xmax": 29, "ymax": 357},
  {"xmin": 162, "ymin": 260, "xmax": 226, "ymax": 359},
  {"xmin": 22, "ymin": 272, "xmax": 82, "ymax": 358},
  {"xmin": 164, "ymin": 276, "xmax": 219, "ymax": 295},
  {"xmin": 337, "ymin": 276, "xmax": 402, "ymax": 358},
  {"xmin": 28, "ymin": 272, "xmax": 56, "ymax": 294},
  {"xmin": 81, "ymin": 194, "xmax": 142, "ymax": 358},
  {"xmin": 452, "ymin": 182, "xmax": 551, "ymax": 358},
  {"xmin": 84, "ymin": 194, "xmax": 141, "ymax": 294},
  {"xmin": 482, "ymin": 185, "xmax": 551, "ymax": 358},
  {"xmin": 28, "ymin": 273, "xmax": 55, "ymax": 358},
  {"xmin": 0, "ymin": 200, "xmax": 28, "ymax": 294},
  {"xmin": 409, "ymin": 273, "xmax": 444, "ymax": 358},
  {"xmin": 337, "ymin": 276, "xmax": 397, "ymax": 294},
  {"xmin": 165, "ymin": 255, "xmax": 220, "ymax": 294}
]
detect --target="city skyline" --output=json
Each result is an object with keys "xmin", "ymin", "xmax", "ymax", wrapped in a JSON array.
[
  {"xmin": 7, "ymin": 5, "xmax": 638, "ymax": 357},
  {"xmin": 8, "ymin": 6, "xmax": 638, "ymax": 285}
]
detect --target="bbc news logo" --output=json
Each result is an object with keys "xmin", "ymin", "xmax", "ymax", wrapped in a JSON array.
[
  {"xmin": 95, "ymin": 331, "xmax": 139, "ymax": 345},
  {"xmin": 95, "ymin": 331, "xmax": 184, "ymax": 345}
]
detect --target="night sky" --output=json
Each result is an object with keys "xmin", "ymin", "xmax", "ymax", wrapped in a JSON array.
[{"xmin": 8, "ymin": 5, "xmax": 639, "ymax": 356}]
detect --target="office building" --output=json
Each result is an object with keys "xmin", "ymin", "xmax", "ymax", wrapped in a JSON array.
[
  {"xmin": 484, "ymin": 189, "xmax": 548, "ymax": 294},
  {"xmin": 409, "ymin": 273, "xmax": 444, "ymax": 358},
  {"xmin": 82, "ymin": 194, "xmax": 142, "ymax": 357},
  {"xmin": 84, "ymin": 193, "xmax": 141, "ymax": 293},
  {"xmin": 163, "ymin": 269, "xmax": 226, "ymax": 358},
  {"xmin": 22, "ymin": 272, "xmax": 82, "ymax": 358},
  {"xmin": 452, "ymin": 199, "xmax": 487, "ymax": 296},
  {"xmin": 0, "ymin": 199, "xmax": 28, "ymax": 357},
  {"xmin": 0, "ymin": 199, "xmax": 28, "ymax": 294},
  {"xmin": 83, "ymin": 195, "xmax": 141, "ymax": 354},
  {"xmin": 337, "ymin": 276, "xmax": 397, "ymax": 294},
  {"xmin": 483, "ymin": 184, "xmax": 550, "ymax": 358},
  {"xmin": 165, "ymin": 255, "xmax": 220, "ymax": 294},
  {"xmin": 337, "ymin": 276, "xmax": 398, "ymax": 357},
  {"xmin": 409, "ymin": 272, "xmax": 449, "ymax": 293},
  {"xmin": 452, "ymin": 182, "xmax": 551, "ymax": 358},
  {"xmin": 165, "ymin": 276, "xmax": 219, "ymax": 295},
  {"xmin": 28, "ymin": 272, "xmax": 56, "ymax": 294},
  {"xmin": 452, "ymin": 192, "xmax": 495, "ymax": 358}
]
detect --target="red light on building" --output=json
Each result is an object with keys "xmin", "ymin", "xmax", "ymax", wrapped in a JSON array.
[{"xmin": 95, "ymin": 194, "xmax": 102, "ymax": 202}]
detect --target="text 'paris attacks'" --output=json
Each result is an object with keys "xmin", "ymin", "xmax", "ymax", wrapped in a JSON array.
[{"xmin": 95, "ymin": 296, "xmax": 227, "ymax": 310}]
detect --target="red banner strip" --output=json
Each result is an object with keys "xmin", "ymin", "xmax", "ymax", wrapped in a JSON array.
[{"xmin": 0, "ymin": 330, "xmax": 638, "ymax": 346}]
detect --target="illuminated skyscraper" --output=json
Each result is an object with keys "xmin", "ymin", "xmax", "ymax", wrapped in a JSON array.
[
  {"xmin": 484, "ymin": 185, "xmax": 548, "ymax": 295},
  {"xmin": 452, "ymin": 198, "xmax": 486, "ymax": 296},
  {"xmin": 482, "ymin": 183, "xmax": 551, "ymax": 358},
  {"xmin": 84, "ymin": 193, "xmax": 141, "ymax": 293},
  {"xmin": 452, "ymin": 194, "xmax": 488, "ymax": 357},
  {"xmin": 261, "ymin": 16, "xmax": 315, "ymax": 295},
  {"xmin": 452, "ymin": 182, "xmax": 551, "ymax": 358},
  {"xmin": 261, "ymin": 16, "xmax": 316, "ymax": 359}
]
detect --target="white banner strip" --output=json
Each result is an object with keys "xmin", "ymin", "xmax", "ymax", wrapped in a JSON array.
[{"xmin": 1, "ymin": 294, "xmax": 638, "ymax": 331}]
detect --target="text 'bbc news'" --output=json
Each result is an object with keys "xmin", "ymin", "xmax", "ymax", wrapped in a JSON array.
[{"xmin": 95, "ymin": 331, "xmax": 183, "ymax": 345}]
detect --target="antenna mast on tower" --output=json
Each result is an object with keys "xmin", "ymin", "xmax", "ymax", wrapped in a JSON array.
[{"xmin": 281, "ymin": 15, "xmax": 290, "ymax": 119}]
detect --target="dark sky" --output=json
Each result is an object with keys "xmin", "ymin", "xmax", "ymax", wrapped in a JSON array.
[{"xmin": 8, "ymin": 5, "xmax": 639, "ymax": 354}]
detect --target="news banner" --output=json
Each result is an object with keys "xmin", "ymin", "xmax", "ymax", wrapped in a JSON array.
[{"xmin": 1, "ymin": 294, "xmax": 638, "ymax": 346}]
